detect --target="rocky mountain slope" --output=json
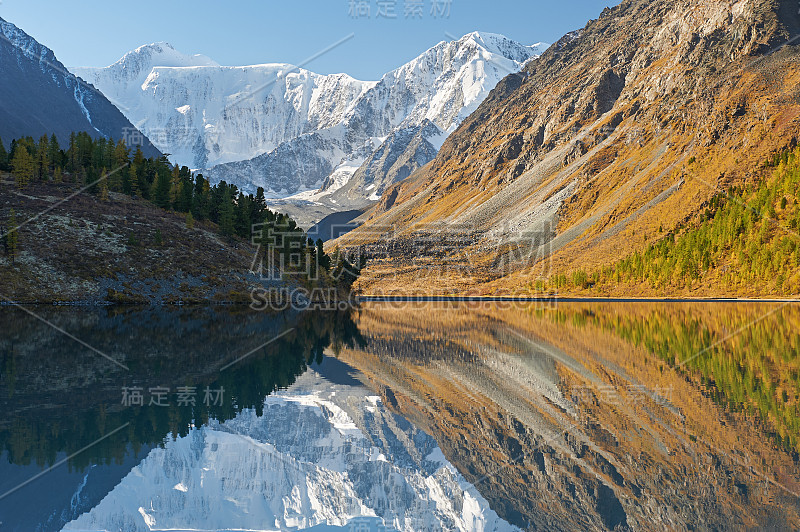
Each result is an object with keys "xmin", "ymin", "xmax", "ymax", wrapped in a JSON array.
[
  {"xmin": 335, "ymin": 0, "xmax": 800, "ymax": 296},
  {"xmin": 73, "ymin": 34, "xmax": 547, "ymax": 203},
  {"xmin": 0, "ymin": 17, "xmax": 158, "ymax": 156},
  {"xmin": 316, "ymin": 120, "xmax": 442, "ymax": 207}
]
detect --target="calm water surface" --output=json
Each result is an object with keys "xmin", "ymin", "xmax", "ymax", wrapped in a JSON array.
[{"xmin": 0, "ymin": 302, "xmax": 798, "ymax": 531}]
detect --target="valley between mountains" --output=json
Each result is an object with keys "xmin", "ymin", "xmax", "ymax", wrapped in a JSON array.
[
  {"xmin": 3, "ymin": 3, "xmax": 800, "ymax": 531},
  {"xmin": 4, "ymin": 0, "xmax": 800, "ymax": 300}
]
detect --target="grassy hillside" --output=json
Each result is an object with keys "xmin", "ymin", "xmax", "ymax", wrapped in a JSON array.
[
  {"xmin": 521, "ymin": 147, "xmax": 800, "ymax": 297},
  {"xmin": 0, "ymin": 130, "xmax": 367, "ymax": 304},
  {"xmin": 0, "ymin": 175, "xmax": 260, "ymax": 303}
]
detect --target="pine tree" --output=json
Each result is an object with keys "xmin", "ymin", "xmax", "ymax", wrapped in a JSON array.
[
  {"xmin": 234, "ymin": 192, "xmax": 252, "ymax": 238},
  {"xmin": 193, "ymin": 174, "xmax": 211, "ymax": 220},
  {"xmin": 218, "ymin": 187, "xmax": 235, "ymax": 237},
  {"xmin": 0, "ymin": 138, "xmax": 8, "ymax": 171},
  {"xmin": 317, "ymin": 239, "xmax": 331, "ymax": 271},
  {"xmin": 37, "ymin": 135, "xmax": 49, "ymax": 180},
  {"xmin": 99, "ymin": 176, "xmax": 110, "ymax": 202},
  {"xmin": 185, "ymin": 212, "xmax": 194, "ymax": 229},
  {"xmin": 169, "ymin": 165, "xmax": 180, "ymax": 207},
  {"xmin": 67, "ymin": 132, "xmax": 77, "ymax": 172},
  {"xmin": 5, "ymin": 209, "xmax": 19, "ymax": 264},
  {"xmin": 132, "ymin": 147, "xmax": 146, "ymax": 197},
  {"xmin": 48, "ymin": 134, "xmax": 60, "ymax": 171},
  {"xmin": 103, "ymin": 138, "xmax": 115, "ymax": 168},
  {"xmin": 255, "ymin": 187, "xmax": 267, "ymax": 220},
  {"xmin": 151, "ymin": 168, "xmax": 172, "ymax": 209},
  {"xmin": 113, "ymin": 139, "xmax": 129, "ymax": 167},
  {"xmin": 109, "ymin": 165, "xmax": 123, "ymax": 193},
  {"xmin": 11, "ymin": 146, "xmax": 34, "ymax": 187},
  {"xmin": 128, "ymin": 163, "xmax": 142, "ymax": 197},
  {"xmin": 108, "ymin": 140, "xmax": 128, "ymax": 192},
  {"xmin": 53, "ymin": 166, "xmax": 63, "ymax": 184},
  {"xmin": 176, "ymin": 173, "xmax": 194, "ymax": 213},
  {"xmin": 132, "ymin": 146, "xmax": 145, "ymax": 167}
]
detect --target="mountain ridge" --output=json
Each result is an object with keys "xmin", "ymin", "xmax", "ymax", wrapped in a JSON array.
[
  {"xmin": 0, "ymin": 17, "xmax": 159, "ymax": 156},
  {"xmin": 72, "ymin": 33, "xmax": 547, "ymax": 204},
  {"xmin": 334, "ymin": 0, "xmax": 800, "ymax": 297}
]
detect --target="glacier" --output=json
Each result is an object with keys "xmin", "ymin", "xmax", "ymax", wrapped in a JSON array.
[
  {"xmin": 62, "ymin": 358, "xmax": 519, "ymax": 532},
  {"xmin": 72, "ymin": 34, "xmax": 548, "ymax": 202}
]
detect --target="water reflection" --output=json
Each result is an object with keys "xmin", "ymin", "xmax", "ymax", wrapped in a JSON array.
[
  {"xmin": 340, "ymin": 301, "xmax": 800, "ymax": 530},
  {"xmin": 0, "ymin": 306, "xmax": 364, "ymax": 530},
  {"xmin": 2, "ymin": 302, "xmax": 799, "ymax": 531},
  {"xmin": 64, "ymin": 356, "xmax": 514, "ymax": 532}
]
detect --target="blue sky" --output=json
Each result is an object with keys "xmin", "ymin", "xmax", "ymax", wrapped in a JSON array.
[{"xmin": 0, "ymin": 0, "xmax": 618, "ymax": 80}]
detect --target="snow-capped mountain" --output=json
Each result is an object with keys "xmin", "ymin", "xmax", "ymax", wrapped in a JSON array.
[
  {"xmin": 77, "ymin": 42, "xmax": 220, "ymax": 83},
  {"xmin": 72, "ymin": 42, "xmax": 375, "ymax": 169},
  {"xmin": 0, "ymin": 17, "xmax": 159, "ymax": 156},
  {"xmin": 73, "ymin": 33, "xmax": 547, "ymax": 201},
  {"xmin": 342, "ymin": 32, "xmax": 545, "ymax": 140},
  {"xmin": 63, "ymin": 359, "xmax": 518, "ymax": 532}
]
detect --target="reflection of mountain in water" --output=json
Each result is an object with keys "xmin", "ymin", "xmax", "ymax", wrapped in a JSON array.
[
  {"xmin": 0, "ymin": 444, "xmax": 150, "ymax": 532},
  {"xmin": 0, "ymin": 306, "xmax": 363, "ymax": 531},
  {"xmin": 63, "ymin": 357, "xmax": 518, "ymax": 532},
  {"xmin": 4, "ymin": 303, "xmax": 800, "ymax": 531},
  {"xmin": 340, "ymin": 303, "xmax": 800, "ymax": 530}
]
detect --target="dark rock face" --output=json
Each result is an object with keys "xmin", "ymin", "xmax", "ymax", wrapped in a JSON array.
[
  {"xmin": 207, "ymin": 131, "xmax": 338, "ymax": 197},
  {"xmin": 330, "ymin": 120, "xmax": 441, "ymax": 206},
  {"xmin": 0, "ymin": 17, "xmax": 159, "ymax": 156}
]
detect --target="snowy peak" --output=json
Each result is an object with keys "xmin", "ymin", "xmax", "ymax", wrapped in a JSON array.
[
  {"xmin": 109, "ymin": 41, "xmax": 217, "ymax": 73},
  {"xmin": 72, "ymin": 31, "xmax": 547, "ymax": 200},
  {"xmin": 345, "ymin": 30, "xmax": 545, "ymax": 142},
  {"xmin": 458, "ymin": 31, "xmax": 549, "ymax": 62},
  {"xmin": 0, "ymin": 16, "xmax": 58, "ymax": 67},
  {"xmin": 73, "ymin": 42, "xmax": 219, "ymax": 88}
]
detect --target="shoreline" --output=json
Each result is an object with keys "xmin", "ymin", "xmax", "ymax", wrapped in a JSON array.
[
  {"xmin": 3, "ymin": 296, "xmax": 799, "ymax": 307},
  {"xmin": 357, "ymin": 295, "xmax": 800, "ymax": 304}
]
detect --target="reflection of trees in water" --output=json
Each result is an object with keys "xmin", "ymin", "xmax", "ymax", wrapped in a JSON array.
[
  {"xmin": 0, "ymin": 306, "xmax": 365, "ymax": 471},
  {"xmin": 540, "ymin": 305, "xmax": 800, "ymax": 454},
  {"xmin": 345, "ymin": 303, "xmax": 800, "ymax": 530}
]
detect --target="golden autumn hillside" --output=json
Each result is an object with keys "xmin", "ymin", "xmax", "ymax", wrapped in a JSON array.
[{"xmin": 335, "ymin": 0, "xmax": 800, "ymax": 298}]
